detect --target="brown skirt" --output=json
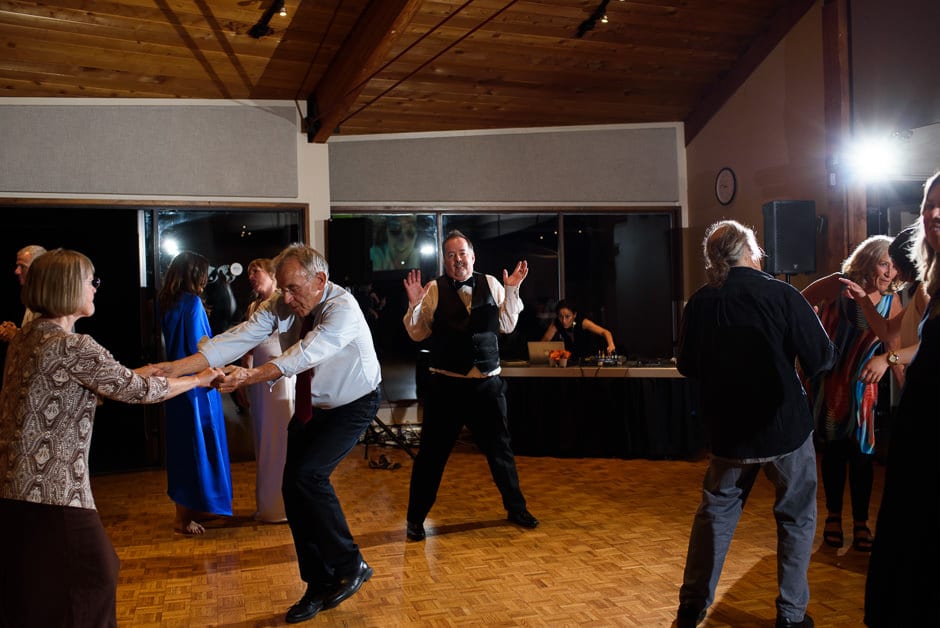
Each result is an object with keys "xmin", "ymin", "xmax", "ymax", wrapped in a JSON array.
[{"xmin": 0, "ymin": 497, "xmax": 119, "ymax": 628}]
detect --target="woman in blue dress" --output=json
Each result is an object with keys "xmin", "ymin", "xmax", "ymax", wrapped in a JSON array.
[{"xmin": 158, "ymin": 251, "xmax": 233, "ymax": 535}]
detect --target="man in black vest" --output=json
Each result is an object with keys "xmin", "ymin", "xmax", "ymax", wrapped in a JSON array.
[{"xmin": 401, "ymin": 230, "xmax": 538, "ymax": 541}]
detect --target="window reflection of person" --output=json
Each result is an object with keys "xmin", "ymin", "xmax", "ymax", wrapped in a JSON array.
[{"xmin": 370, "ymin": 216, "xmax": 419, "ymax": 271}]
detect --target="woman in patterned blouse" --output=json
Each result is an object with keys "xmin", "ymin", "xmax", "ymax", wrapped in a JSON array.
[{"xmin": 0, "ymin": 248, "xmax": 222, "ymax": 628}]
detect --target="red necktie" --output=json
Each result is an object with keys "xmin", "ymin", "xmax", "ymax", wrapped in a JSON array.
[{"xmin": 293, "ymin": 316, "xmax": 314, "ymax": 424}]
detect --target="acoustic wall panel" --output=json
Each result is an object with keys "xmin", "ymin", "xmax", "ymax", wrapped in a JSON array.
[
  {"xmin": 328, "ymin": 126, "xmax": 681, "ymax": 203},
  {"xmin": 0, "ymin": 104, "xmax": 298, "ymax": 197}
]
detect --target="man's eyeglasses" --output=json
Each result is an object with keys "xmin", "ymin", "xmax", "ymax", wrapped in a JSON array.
[
  {"xmin": 282, "ymin": 274, "xmax": 313, "ymax": 297},
  {"xmin": 90, "ymin": 276, "xmax": 101, "ymax": 289}
]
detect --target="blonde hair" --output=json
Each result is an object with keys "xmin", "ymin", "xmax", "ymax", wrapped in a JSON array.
[
  {"xmin": 841, "ymin": 235, "xmax": 901, "ymax": 293},
  {"xmin": 22, "ymin": 248, "xmax": 94, "ymax": 317},
  {"xmin": 915, "ymin": 171, "xmax": 940, "ymax": 296},
  {"xmin": 246, "ymin": 257, "xmax": 277, "ymax": 317},
  {"xmin": 248, "ymin": 257, "xmax": 276, "ymax": 276},
  {"xmin": 702, "ymin": 220, "xmax": 764, "ymax": 287}
]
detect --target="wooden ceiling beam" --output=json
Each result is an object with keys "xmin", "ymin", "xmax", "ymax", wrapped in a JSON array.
[{"xmin": 307, "ymin": 0, "xmax": 423, "ymax": 143}]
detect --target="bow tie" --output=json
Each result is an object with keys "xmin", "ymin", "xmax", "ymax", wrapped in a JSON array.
[{"xmin": 454, "ymin": 277, "xmax": 475, "ymax": 290}]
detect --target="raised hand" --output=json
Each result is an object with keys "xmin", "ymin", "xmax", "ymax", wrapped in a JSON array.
[
  {"xmin": 838, "ymin": 276, "xmax": 867, "ymax": 300},
  {"xmin": 502, "ymin": 260, "xmax": 529, "ymax": 287},
  {"xmin": 403, "ymin": 269, "xmax": 430, "ymax": 307},
  {"xmin": 0, "ymin": 320, "xmax": 18, "ymax": 342}
]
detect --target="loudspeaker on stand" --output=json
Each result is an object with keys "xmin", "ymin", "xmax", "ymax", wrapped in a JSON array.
[{"xmin": 762, "ymin": 200, "xmax": 817, "ymax": 276}]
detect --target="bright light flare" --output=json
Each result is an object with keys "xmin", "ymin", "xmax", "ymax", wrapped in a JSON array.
[
  {"xmin": 162, "ymin": 238, "xmax": 181, "ymax": 258},
  {"xmin": 844, "ymin": 136, "xmax": 902, "ymax": 183}
]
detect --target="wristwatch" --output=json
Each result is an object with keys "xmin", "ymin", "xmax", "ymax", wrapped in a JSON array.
[{"xmin": 886, "ymin": 351, "xmax": 900, "ymax": 366}]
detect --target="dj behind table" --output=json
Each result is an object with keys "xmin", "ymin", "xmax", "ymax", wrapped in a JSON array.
[{"xmin": 498, "ymin": 355, "xmax": 704, "ymax": 460}]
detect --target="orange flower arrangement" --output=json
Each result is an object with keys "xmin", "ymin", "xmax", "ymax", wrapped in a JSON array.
[{"xmin": 549, "ymin": 349, "xmax": 571, "ymax": 362}]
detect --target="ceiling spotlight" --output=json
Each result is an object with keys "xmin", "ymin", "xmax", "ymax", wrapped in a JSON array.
[
  {"xmin": 601, "ymin": 14, "xmax": 608, "ymax": 24},
  {"xmin": 248, "ymin": 0, "xmax": 285, "ymax": 39},
  {"xmin": 279, "ymin": 2, "xmax": 287, "ymax": 17}
]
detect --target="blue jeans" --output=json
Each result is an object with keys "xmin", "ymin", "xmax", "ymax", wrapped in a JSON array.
[
  {"xmin": 679, "ymin": 434, "xmax": 817, "ymax": 622},
  {"xmin": 283, "ymin": 389, "xmax": 379, "ymax": 588}
]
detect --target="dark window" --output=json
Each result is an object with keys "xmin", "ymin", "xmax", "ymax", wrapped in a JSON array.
[{"xmin": 327, "ymin": 208, "xmax": 681, "ymax": 395}]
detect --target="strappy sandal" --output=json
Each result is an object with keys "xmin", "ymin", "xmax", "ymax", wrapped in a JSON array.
[
  {"xmin": 368, "ymin": 454, "xmax": 401, "ymax": 470},
  {"xmin": 823, "ymin": 515, "xmax": 844, "ymax": 548},
  {"xmin": 853, "ymin": 525, "xmax": 874, "ymax": 552}
]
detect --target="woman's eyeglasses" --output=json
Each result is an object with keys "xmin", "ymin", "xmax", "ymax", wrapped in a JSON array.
[
  {"xmin": 386, "ymin": 219, "xmax": 416, "ymax": 238},
  {"xmin": 388, "ymin": 226, "xmax": 416, "ymax": 238},
  {"xmin": 90, "ymin": 276, "xmax": 101, "ymax": 288}
]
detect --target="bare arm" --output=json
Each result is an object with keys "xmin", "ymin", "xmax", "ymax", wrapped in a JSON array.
[
  {"xmin": 839, "ymin": 277, "xmax": 904, "ymax": 345},
  {"xmin": 800, "ymin": 273, "xmax": 842, "ymax": 313},
  {"xmin": 163, "ymin": 367, "xmax": 225, "ymax": 399},
  {"xmin": 540, "ymin": 322, "xmax": 558, "ymax": 342},
  {"xmin": 582, "ymin": 318, "xmax": 616, "ymax": 354},
  {"xmin": 859, "ymin": 341, "xmax": 921, "ymax": 385},
  {"xmin": 152, "ymin": 352, "xmax": 211, "ymax": 377},
  {"xmin": 582, "ymin": 318, "xmax": 617, "ymax": 355}
]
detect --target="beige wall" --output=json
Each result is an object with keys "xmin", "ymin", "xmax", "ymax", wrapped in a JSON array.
[{"xmin": 684, "ymin": 3, "xmax": 827, "ymax": 298}]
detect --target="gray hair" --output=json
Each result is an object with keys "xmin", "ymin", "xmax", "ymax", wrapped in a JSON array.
[
  {"xmin": 273, "ymin": 243, "xmax": 329, "ymax": 279},
  {"xmin": 702, "ymin": 220, "xmax": 764, "ymax": 287},
  {"xmin": 17, "ymin": 244, "xmax": 46, "ymax": 260}
]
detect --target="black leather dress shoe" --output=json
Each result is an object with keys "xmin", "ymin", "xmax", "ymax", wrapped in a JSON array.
[
  {"xmin": 776, "ymin": 614, "xmax": 814, "ymax": 628},
  {"xmin": 507, "ymin": 509, "xmax": 539, "ymax": 528},
  {"xmin": 324, "ymin": 560, "xmax": 373, "ymax": 609},
  {"xmin": 676, "ymin": 604, "xmax": 706, "ymax": 628},
  {"xmin": 285, "ymin": 589, "xmax": 327, "ymax": 624},
  {"xmin": 406, "ymin": 520, "xmax": 426, "ymax": 541}
]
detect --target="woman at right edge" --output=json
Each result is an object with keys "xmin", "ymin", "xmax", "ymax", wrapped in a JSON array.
[{"xmin": 864, "ymin": 171, "xmax": 940, "ymax": 626}]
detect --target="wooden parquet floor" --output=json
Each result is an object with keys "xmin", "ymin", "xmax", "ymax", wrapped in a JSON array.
[{"xmin": 92, "ymin": 444, "xmax": 881, "ymax": 627}]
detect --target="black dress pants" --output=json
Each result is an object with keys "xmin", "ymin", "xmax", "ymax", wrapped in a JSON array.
[
  {"xmin": 283, "ymin": 389, "xmax": 379, "ymax": 587},
  {"xmin": 407, "ymin": 373, "xmax": 527, "ymax": 523}
]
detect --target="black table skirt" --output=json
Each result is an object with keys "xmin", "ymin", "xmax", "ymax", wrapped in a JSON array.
[{"xmin": 505, "ymin": 377, "xmax": 706, "ymax": 460}]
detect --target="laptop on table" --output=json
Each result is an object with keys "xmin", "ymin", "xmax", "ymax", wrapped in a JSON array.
[{"xmin": 526, "ymin": 341, "xmax": 566, "ymax": 365}]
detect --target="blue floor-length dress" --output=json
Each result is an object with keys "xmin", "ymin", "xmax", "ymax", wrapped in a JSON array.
[{"xmin": 162, "ymin": 292, "xmax": 233, "ymax": 516}]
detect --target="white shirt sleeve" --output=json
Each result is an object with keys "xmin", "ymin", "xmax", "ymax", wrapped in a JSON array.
[{"xmin": 491, "ymin": 275, "xmax": 523, "ymax": 333}]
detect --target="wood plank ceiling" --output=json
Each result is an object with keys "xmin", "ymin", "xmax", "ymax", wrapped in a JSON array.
[{"xmin": 0, "ymin": 0, "xmax": 816, "ymax": 143}]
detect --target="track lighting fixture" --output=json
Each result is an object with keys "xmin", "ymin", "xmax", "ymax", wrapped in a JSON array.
[{"xmin": 248, "ymin": 0, "xmax": 285, "ymax": 39}]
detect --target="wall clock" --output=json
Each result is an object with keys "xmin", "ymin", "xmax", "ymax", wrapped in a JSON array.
[{"xmin": 715, "ymin": 167, "xmax": 736, "ymax": 205}]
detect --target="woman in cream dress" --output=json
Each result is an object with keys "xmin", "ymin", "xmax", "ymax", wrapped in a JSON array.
[{"xmin": 242, "ymin": 258, "xmax": 295, "ymax": 522}]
